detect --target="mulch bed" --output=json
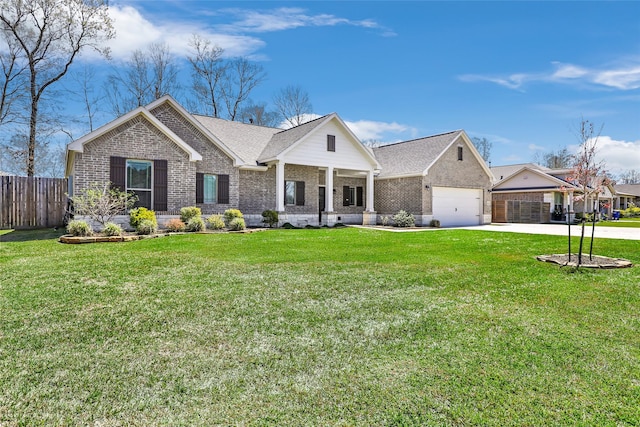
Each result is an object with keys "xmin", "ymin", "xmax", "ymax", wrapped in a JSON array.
[
  {"xmin": 59, "ymin": 228, "xmax": 267, "ymax": 244},
  {"xmin": 536, "ymin": 254, "xmax": 633, "ymax": 269}
]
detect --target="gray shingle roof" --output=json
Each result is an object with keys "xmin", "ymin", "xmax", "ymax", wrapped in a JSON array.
[
  {"xmin": 194, "ymin": 114, "xmax": 334, "ymax": 165},
  {"xmin": 615, "ymin": 184, "xmax": 640, "ymax": 197},
  {"xmin": 372, "ymin": 130, "xmax": 463, "ymax": 178},
  {"xmin": 490, "ymin": 163, "xmax": 547, "ymax": 182},
  {"xmin": 257, "ymin": 114, "xmax": 333, "ymax": 161},
  {"xmin": 193, "ymin": 115, "xmax": 281, "ymax": 165}
]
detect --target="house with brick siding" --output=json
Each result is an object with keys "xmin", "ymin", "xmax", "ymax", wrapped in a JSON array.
[
  {"xmin": 66, "ymin": 95, "xmax": 493, "ymax": 228},
  {"xmin": 490, "ymin": 164, "xmax": 615, "ymax": 223},
  {"xmin": 66, "ymin": 95, "xmax": 380, "ymax": 227},
  {"xmin": 372, "ymin": 131, "xmax": 493, "ymax": 227}
]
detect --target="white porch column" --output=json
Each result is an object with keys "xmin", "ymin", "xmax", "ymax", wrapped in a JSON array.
[
  {"xmin": 275, "ymin": 161, "xmax": 285, "ymax": 212},
  {"xmin": 366, "ymin": 169, "xmax": 375, "ymax": 212},
  {"xmin": 326, "ymin": 166, "xmax": 334, "ymax": 212}
]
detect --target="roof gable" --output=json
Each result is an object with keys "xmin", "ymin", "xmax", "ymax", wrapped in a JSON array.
[
  {"xmin": 492, "ymin": 166, "xmax": 577, "ymax": 191},
  {"xmin": 146, "ymin": 96, "xmax": 243, "ymax": 166},
  {"xmin": 66, "ymin": 107, "xmax": 203, "ymax": 162},
  {"xmin": 258, "ymin": 114, "xmax": 380, "ymax": 169},
  {"xmin": 373, "ymin": 130, "xmax": 491, "ymax": 179}
]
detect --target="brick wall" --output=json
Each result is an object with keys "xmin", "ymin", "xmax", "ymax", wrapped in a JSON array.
[
  {"xmin": 284, "ymin": 164, "xmax": 318, "ymax": 215},
  {"xmin": 427, "ymin": 142, "xmax": 492, "ymax": 215},
  {"xmin": 333, "ymin": 175, "xmax": 367, "ymax": 214},
  {"xmin": 374, "ymin": 176, "xmax": 423, "ymax": 215},
  {"xmin": 239, "ymin": 168, "xmax": 277, "ymax": 214},
  {"xmin": 150, "ymin": 104, "xmax": 239, "ymax": 212},
  {"xmin": 72, "ymin": 116, "xmax": 195, "ymax": 211}
]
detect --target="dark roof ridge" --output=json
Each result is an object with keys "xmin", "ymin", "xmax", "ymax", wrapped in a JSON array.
[{"xmin": 374, "ymin": 129, "xmax": 462, "ymax": 149}]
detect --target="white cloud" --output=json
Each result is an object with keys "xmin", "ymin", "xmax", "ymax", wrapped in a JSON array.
[
  {"xmin": 528, "ymin": 143, "xmax": 546, "ymax": 151},
  {"xmin": 568, "ymin": 136, "xmax": 640, "ymax": 172},
  {"xmin": 460, "ymin": 60, "xmax": 640, "ymax": 91},
  {"xmin": 345, "ymin": 120, "xmax": 414, "ymax": 142},
  {"xmin": 279, "ymin": 115, "xmax": 414, "ymax": 143},
  {"xmin": 84, "ymin": 5, "xmax": 266, "ymax": 61},
  {"xmin": 593, "ymin": 67, "xmax": 640, "ymax": 90},
  {"xmin": 217, "ymin": 7, "xmax": 394, "ymax": 35}
]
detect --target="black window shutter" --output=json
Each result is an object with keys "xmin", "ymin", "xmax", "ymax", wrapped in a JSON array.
[
  {"xmin": 153, "ymin": 159, "xmax": 168, "ymax": 211},
  {"xmin": 327, "ymin": 135, "xmax": 336, "ymax": 152},
  {"xmin": 343, "ymin": 186, "xmax": 350, "ymax": 206},
  {"xmin": 356, "ymin": 186, "xmax": 363, "ymax": 207},
  {"xmin": 196, "ymin": 173, "xmax": 204, "ymax": 204},
  {"xmin": 110, "ymin": 156, "xmax": 126, "ymax": 191},
  {"xmin": 218, "ymin": 174, "xmax": 230, "ymax": 204},
  {"xmin": 296, "ymin": 181, "xmax": 305, "ymax": 206}
]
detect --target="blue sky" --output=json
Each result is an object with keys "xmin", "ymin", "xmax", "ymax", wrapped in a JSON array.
[{"xmin": 77, "ymin": 0, "xmax": 640, "ymax": 170}]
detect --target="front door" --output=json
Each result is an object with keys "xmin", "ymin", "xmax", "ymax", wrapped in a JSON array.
[{"xmin": 319, "ymin": 186, "xmax": 326, "ymax": 223}]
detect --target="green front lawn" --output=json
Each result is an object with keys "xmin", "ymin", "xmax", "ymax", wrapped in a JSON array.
[
  {"xmin": 1, "ymin": 228, "xmax": 638, "ymax": 425},
  {"xmin": 597, "ymin": 217, "xmax": 640, "ymax": 227}
]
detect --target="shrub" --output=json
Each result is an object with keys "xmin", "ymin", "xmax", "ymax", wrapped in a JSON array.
[
  {"xmin": 180, "ymin": 206, "xmax": 202, "ymax": 223},
  {"xmin": 136, "ymin": 219, "xmax": 157, "ymax": 235},
  {"xmin": 282, "ymin": 222, "xmax": 297, "ymax": 229},
  {"xmin": 206, "ymin": 214, "xmax": 225, "ymax": 230},
  {"xmin": 228, "ymin": 217, "xmax": 246, "ymax": 231},
  {"xmin": 380, "ymin": 215, "xmax": 390, "ymax": 226},
  {"xmin": 186, "ymin": 216, "xmax": 206, "ymax": 232},
  {"xmin": 102, "ymin": 222, "xmax": 123, "ymax": 236},
  {"xmin": 70, "ymin": 182, "xmax": 137, "ymax": 226},
  {"xmin": 620, "ymin": 203, "xmax": 640, "ymax": 218},
  {"xmin": 129, "ymin": 207, "xmax": 157, "ymax": 230},
  {"xmin": 223, "ymin": 209, "xmax": 244, "ymax": 226},
  {"xmin": 261, "ymin": 210, "xmax": 279, "ymax": 228},
  {"xmin": 165, "ymin": 218, "xmax": 186, "ymax": 232},
  {"xmin": 429, "ymin": 219, "xmax": 441, "ymax": 228},
  {"xmin": 67, "ymin": 219, "xmax": 93, "ymax": 236},
  {"xmin": 393, "ymin": 210, "xmax": 415, "ymax": 228}
]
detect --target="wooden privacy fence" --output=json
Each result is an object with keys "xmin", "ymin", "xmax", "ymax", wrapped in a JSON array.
[{"xmin": 0, "ymin": 176, "xmax": 68, "ymax": 229}]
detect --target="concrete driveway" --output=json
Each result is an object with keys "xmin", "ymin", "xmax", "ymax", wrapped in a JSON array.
[{"xmin": 460, "ymin": 223, "xmax": 640, "ymax": 241}]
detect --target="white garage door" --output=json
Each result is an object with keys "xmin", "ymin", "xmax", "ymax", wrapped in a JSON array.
[{"xmin": 432, "ymin": 187, "xmax": 482, "ymax": 227}]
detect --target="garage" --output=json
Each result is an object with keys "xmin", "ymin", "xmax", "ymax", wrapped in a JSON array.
[{"xmin": 432, "ymin": 187, "xmax": 482, "ymax": 227}]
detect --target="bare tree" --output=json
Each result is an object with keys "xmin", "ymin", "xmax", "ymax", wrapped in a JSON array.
[
  {"xmin": 0, "ymin": 131, "xmax": 65, "ymax": 177},
  {"xmin": 106, "ymin": 42, "xmax": 180, "ymax": 116},
  {"xmin": 0, "ymin": 36, "xmax": 26, "ymax": 128},
  {"xmin": 471, "ymin": 137, "xmax": 492, "ymax": 163},
  {"xmin": 617, "ymin": 169, "xmax": 640, "ymax": 184},
  {"xmin": 239, "ymin": 101, "xmax": 279, "ymax": 127},
  {"xmin": 0, "ymin": 0, "xmax": 114, "ymax": 176},
  {"xmin": 569, "ymin": 119, "xmax": 609, "ymax": 266},
  {"xmin": 534, "ymin": 147, "xmax": 573, "ymax": 169},
  {"xmin": 187, "ymin": 34, "xmax": 226, "ymax": 117},
  {"xmin": 68, "ymin": 66, "xmax": 104, "ymax": 133},
  {"xmin": 221, "ymin": 57, "xmax": 265, "ymax": 121},
  {"xmin": 273, "ymin": 85, "xmax": 313, "ymax": 127}
]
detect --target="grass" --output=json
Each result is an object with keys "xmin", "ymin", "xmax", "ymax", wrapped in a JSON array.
[
  {"xmin": 1, "ymin": 227, "xmax": 639, "ymax": 426},
  {"xmin": 597, "ymin": 217, "xmax": 640, "ymax": 228}
]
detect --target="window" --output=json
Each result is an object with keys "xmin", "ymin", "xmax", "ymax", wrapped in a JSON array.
[
  {"xmin": 327, "ymin": 135, "xmax": 336, "ymax": 152},
  {"xmin": 343, "ymin": 186, "xmax": 364, "ymax": 207},
  {"xmin": 203, "ymin": 174, "xmax": 217, "ymax": 203},
  {"xmin": 196, "ymin": 173, "xmax": 230, "ymax": 204},
  {"xmin": 285, "ymin": 180, "xmax": 305, "ymax": 206},
  {"xmin": 127, "ymin": 160, "xmax": 152, "ymax": 209},
  {"xmin": 457, "ymin": 146, "xmax": 464, "ymax": 161},
  {"xmin": 111, "ymin": 157, "xmax": 167, "ymax": 211}
]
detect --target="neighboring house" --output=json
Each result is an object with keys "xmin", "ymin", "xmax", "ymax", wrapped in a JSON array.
[
  {"xmin": 66, "ymin": 95, "xmax": 491, "ymax": 228},
  {"xmin": 614, "ymin": 184, "xmax": 640, "ymax": 209},
  {"xmin": 373, "ymin": 131, "xmax": 493, "ymax": 227},
  {"xmin": 491, "ymin": 163, "xmax": 616, "ymax": 223}
]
